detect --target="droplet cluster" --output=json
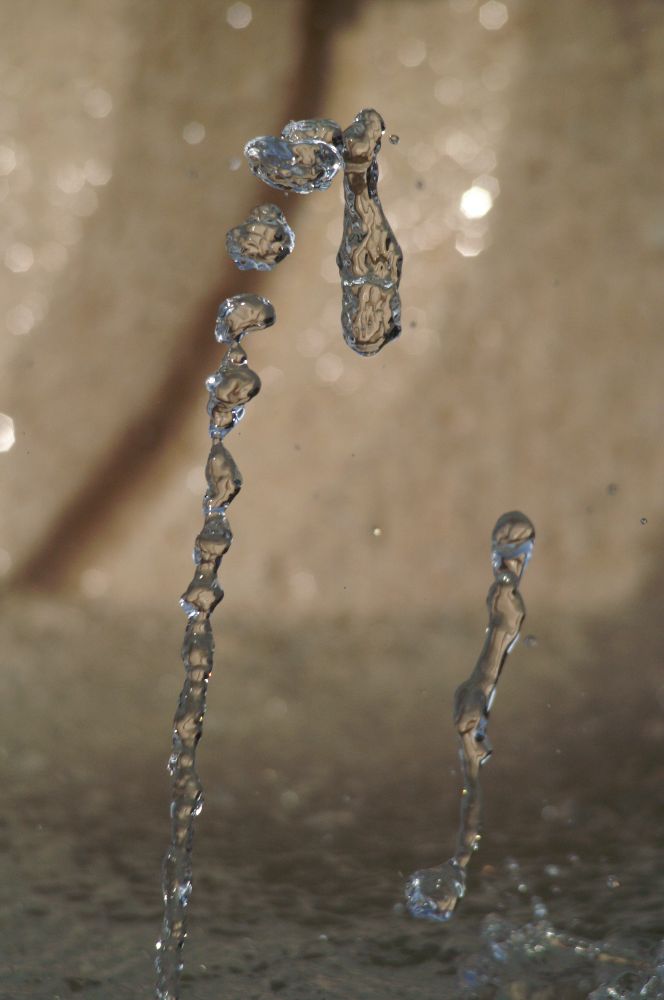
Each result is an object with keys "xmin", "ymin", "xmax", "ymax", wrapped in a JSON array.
[
  {"xmin": 405, "ymin": 511, "xmax": 535, "ymax": 922},
  {"xmin": 242, "ymin": 110, "xmax": 402, "ymax": 355},
  {"xmin": 155, "ymin": 294, "xmax": 274, "ymax": 999}
]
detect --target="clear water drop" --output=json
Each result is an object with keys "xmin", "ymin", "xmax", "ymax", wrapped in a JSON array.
[
  {"xmin": 214, "ymin": 293, "xmax": 275, "ymax": 344},
  {"xmin": 337, "ymin": 108, "xmax": 403, "ymax": 356},
  {"xmin": 226, "ymin": 203, "xmax": 295, "ymax": 271},
  {"xmin": 244, "ymin": 134, "xmax": 343, "ymax": 194}
]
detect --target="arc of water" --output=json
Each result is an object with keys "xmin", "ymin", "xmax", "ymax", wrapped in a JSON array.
[
  {"xmin": 405, "ymin": 511, "xmax": 535, "ymax": 922},
  {"xmin": 155, "ymin": 294, "xmax": 275, "ymax": 1000}
]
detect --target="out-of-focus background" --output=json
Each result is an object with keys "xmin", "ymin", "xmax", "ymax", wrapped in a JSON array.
[{"xmin": 2, "ymin": 2, "xmax": 664, "ymax": 998}]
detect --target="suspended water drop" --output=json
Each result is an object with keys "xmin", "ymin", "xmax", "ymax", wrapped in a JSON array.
[
  {"xmin": 226, "ymin": 203, "xmax": 295, "ymax": 271},
  {"xmin": 214, "ymin": 293, "xmax": 275, "ymax": 344},
  {"xmin": 244, "ymin": 134, "xmax": 342, "ymax": 194},
  {"xmin": 389, "ymin": 133, "xmax": 400, "ymax": 145},
  {"xmin": 337, "ymin": 108, "xmax": 403, "ymax": 356}
]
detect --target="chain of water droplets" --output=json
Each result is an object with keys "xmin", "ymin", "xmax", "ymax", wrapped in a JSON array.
[
  {"xmin": 155, "ymin": 294, "xmax": 275, "ymax": 1000},
  {"xmin": 243, "ymin": 110, "xmax": 402, "ymax": 355},
  {"xmin": 405, "ymin": 511, "xmax": 536, "ymax": 922}
]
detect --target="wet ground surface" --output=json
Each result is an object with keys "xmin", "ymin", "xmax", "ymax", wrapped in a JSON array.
[{"xmin": 1, "ymin": 595, "xmax": 663, "ymax": 999}]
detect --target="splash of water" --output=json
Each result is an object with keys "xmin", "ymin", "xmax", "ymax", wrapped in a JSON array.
[
  {"xmin": 155, "ymin": 294, "xmax": 274, "ymax": 1000},
  {"xmin": 243, "ymin": 133, "xmax": 343, "ymax": 194},
  {"xmin": 337, "ymin": 108, "xmax": 403, "ymax": 356},
  {"xmin": 405, "ymin": 511, "xmax": 535, "ymax": 922},
  {"xmin": 225, "ymin": 203, "xmax": 295, "ymax": 271}
]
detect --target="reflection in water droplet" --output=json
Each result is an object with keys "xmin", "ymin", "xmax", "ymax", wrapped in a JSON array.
[
  {"xmin": 640, "ymin": 517, "xmax": 648, "ymax": 525},
  {"xmin": 0, "ymin": 413, "xmax": 16, "ymax": 452},
  {"xmin": 406, "ymin": 512, "xmax": 534, "ymax": 922},
  {"xmin": 389, "ymin": 134, "xmax": 400, "ymax": 145},
  {"xmin": 226, "ymin": 204, "xmax": 294, "ymax": 271}
]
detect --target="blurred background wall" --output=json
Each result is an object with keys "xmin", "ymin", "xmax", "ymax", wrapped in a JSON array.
[{"xmin": 1, "ymin": 0, "xmax": 663, "ymax": 627}]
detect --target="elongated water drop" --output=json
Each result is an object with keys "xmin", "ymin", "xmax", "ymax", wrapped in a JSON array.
[
  {"xmin": 214, "ymin": 293, "xmax": 275, "ymax": 344},
  {"xmin": 337, "ymin": 108, "xmax": 403, "ymax": 356},
  {"xmin": 225, "ymin": 203, "xmax": 295, "ymax": 271},
  {"xmin": 405, "ymin": 512, "xmax": 535, "ymax": 922}
]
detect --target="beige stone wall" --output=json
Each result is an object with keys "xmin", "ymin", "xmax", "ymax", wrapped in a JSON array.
[{"xmin": 2, "ymin": 0, "xmax": 663, "ymax": 625}]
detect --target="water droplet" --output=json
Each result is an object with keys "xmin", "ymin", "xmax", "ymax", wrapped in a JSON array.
[
  {"xmin": 606, "ymin": 875, "xmax": 621, "ymax": 889},
  {"xmin": 244, "ymin": 134, "xmax": 342, "ymax": 194},
  {"xmin": 338, "ymin": 109, "xmax": 403, "ymax": 356},
  {"xmin": 641, "ymin": 517, "xmax": 648, "ymax": 525},
  {"xmin": 405, "ymin": 861, "xmax": 466, "ymax": 922},
  {"xmin": 389, "ymin": 133, "xmax": 400, "ymax": 145},
  {"xmin": 226, "ymin": 203, "xmax": 294, "ymax": 271},
  {"xmin": 214, "ymin": 294, "xmax": 275, "ymax": 344},
  {"xmin": 372, "ymin": 526, "xmax": 382, "ymax": 537},
  {"xmin": 524, "ymin": 634, "xmax": 538, "ymax": 648}
]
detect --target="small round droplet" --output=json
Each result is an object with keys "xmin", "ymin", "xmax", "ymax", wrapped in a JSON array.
[
  {"xmin": 606, "ymin": 875, "xmax": 621, "ymax": 889},
  {"xmin": 523, "ymin": 634, "xmax": 538, "ymax": 648},
  {"xmin": 389, "ymin": 133, "xmax": 400, "ymax": 145},
  {"xmin": 641, "ymin": 517, "xmax": 648, "ymax": 525},
  {"xmin": 372, "ymin": 526, "xmax": 382, "ymax": 537}
]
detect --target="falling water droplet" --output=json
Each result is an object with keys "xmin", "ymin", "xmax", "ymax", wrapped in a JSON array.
[
  {"xmin": 389, "ymin": 133, "xmax": 400, "ymax": 145},
  {"xmin": 244, "ymin": 134, "xmax": 343, "ymax": 194},
  {"xmin": 214, "ymin": 293, "xmax": 275, "ymax": 344},
  {"xmin": 640, "ymin": 517, "xmax": 648, "ymax": 525},
  {"xmin": 337, "ymin": 108, "xmax": 403, "ymax": 356},
  {"xmin": 226, "ymin": 203, "xmax": 295, "ymax": 271},
  {"xmin": 405, "ymin": 511, "xmax": 535, "ymax": 922}
]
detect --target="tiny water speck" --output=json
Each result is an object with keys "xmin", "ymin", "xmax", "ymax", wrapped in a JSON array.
[
  {"xmin": 524, "ymin": 634, "xmax": 538, "ymax": 648},
  {"xmin": 607, "ymin": 875, "xmax": 621, "ymax": 889},
  {"xmin": 389, "ymin": 133, "xmax": 400, "ymax": 144},
  {"xmin": 372, "ymin": 526, "xmax": 382, "ymax": 537},
  {"xmin": 641, "ymin": 517, "xmax": 648, "ymax": 525}
]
